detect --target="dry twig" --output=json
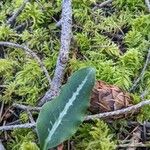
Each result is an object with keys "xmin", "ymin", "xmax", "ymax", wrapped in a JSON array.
[
  {"xmin": 15, "ymin": 22, "xmax": 27, "ymax": 31},
  {"xmin": 0, "ymin": 101, "xmax": 4, "ymax": 122},
  {"xmin": 12, "ymin": 103, "xmax": 42, "ymax": 111},
  {"xmin": 12, "ymin": 103, "xmax": 41, "ymax": 111},
  {"xmin": 7, "ymin": 0, "xmax": 29, "ymax": 25},
  {"xmin": 38, "ymin": 0, "xmax": 72, "ymax": 106},
  {"xmin": 93, "ymin": 0, "xmax": 113, "ymax": 10},
  {"xmin": 130, "ymin": 49, "xmax": 150, "ymax": 92},
  {"xmin": 85, "ymin": 99, "xmax": 150, "ymax": 120},
  {"xmin": 1, "ymin": 99, "xmax": 150, "ymax": 131},
  {"xmin": 0, "ymin": 41, "xmax": 51, "ymax": 85},
  {"xmin": 118, "ymin": 143, "xmax": 150, "ymax": 148},
  {"xmin": 0, "ymin": 140, "xmax": 6, "ymax": 150},
  {"xmin": 0, "ymin": 123, "xmax": 36, "ymax": 131},
  {"xmin": 27, "ymin": 110, "xmax": 35, "ymax": 123}
]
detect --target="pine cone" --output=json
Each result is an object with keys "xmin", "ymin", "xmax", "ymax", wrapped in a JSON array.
[{"xmin": 89, "ymin": 81, "xmax": 133, "ymax": 117}]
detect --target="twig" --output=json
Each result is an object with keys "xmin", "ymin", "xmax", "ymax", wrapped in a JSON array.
[
  {"xmin": 93, "ymin": 0, "xmax": 113, "ymax": 10},
  {"xmin": 85, "ymin": 99, "xmax": 150, "ymax": 120},
  {"xmin": 6, "ymin": 120, "xmax": 20, "ymax": 126},
  {"xmin": 0, "ymin": 85, "xmax": 7, "ymax": 88},
  {"xmin": 26, "ymin": 110, "xmax": 36, "ymax": 132},
  {"xmin": 2, "ymin": 121, "xmax": 7, "ymax": 140},
  {"xmin": 145, "ymin": 0, "xmax": 150, "ymax": 12},
  {"xmin": 0, "ymin": 106, "xmax": 12, "ymax": 123},
  {"xmin": 140, "ymin": 88, "xmax": 149, "ymax": 100},
  {"xmin": 15, "ymin": 22, "xmax": 27, "ymax": 32},
  {"xmin": 0, "ymin": 123, "xmax": 36, "ymax": 131},
  {"xmin": 35, "ymin": 0, "xmax": 45, "ymax": 10},
  {"xmin": 14, "ymin": 99, "xmax": 150, "ymax": 119},
  {"xmin": 143, "ymin": 121, "xmax": 147, "ymax": 142},
  {"xmin": 0, "ymin": 140, "xmax": 6, "ymax": 150},
  {"xmin": 0, "ymin": 101, "xmax": 4, "ymax": 122},
  {"xmin": 0, "ymin": 41, "xmax": 51, "ymax": 86},
  {"xmin": 7, "ymin": 0, "xmax": 29, "ymax": 25},
  {"xmin": 38, "ymin": 0, "xmax": 72, "ymax": 106},
  {"xmin": 12, "ymin": 103, "xmax": 41, "ymax": 111},
  {"xmin": 127, "ymin": 126, "xmax": 141, "ymax": 150},
  {"xmin": 27, "ymin": 110, "xmax": 35, "ymax": 123},
  {"xmin": 118, "ymin": 143, "xmax": 150, "ymax": 148},
  {"xmin": 130, "ymin": 49, "xmax": 150, "ymax": 92},
  {"xmin": 56, "ymin": 19, "xmax": 62, "ymax": 27},
  {"xmin": 1, "ymin": 99, "xmax": 150, "ymax": 131}
]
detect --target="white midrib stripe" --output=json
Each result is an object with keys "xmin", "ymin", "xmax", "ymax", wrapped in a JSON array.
[{"xmin": 44, "ymin": 73, "xmax": 90, "ymax": 149}]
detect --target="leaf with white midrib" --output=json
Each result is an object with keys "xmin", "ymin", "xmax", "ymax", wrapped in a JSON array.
[
  {"xmin": 36, "ymin": 67, "xmax": 95, "ymax": 150},
  {"xmin": 44, "ymin": 74, "xmax": 88, "ymax": 148}
]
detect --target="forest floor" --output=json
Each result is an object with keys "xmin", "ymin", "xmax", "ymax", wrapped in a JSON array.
[{"xmin": 0, "ymin": 0, "xmax": 150, "ymax": 150}]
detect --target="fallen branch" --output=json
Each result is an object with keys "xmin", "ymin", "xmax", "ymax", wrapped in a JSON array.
[
  {"xmin": 0, "ymin": 99, "xmax": 147, "ymax": 131},
  {"xmin": 130, "ymin": 49, "xmax": 150, "ymax": 92},
  {"xmin": 145, "ymin": 0, "xmax": 150, "ymax": 12},
  {"xmin": 14, "ymin": 99, "xmax": 150, "ymax": 120},
  {"xmin": 118, "ymin": 143, "xmax": 150, "ymax": 148},
  {"xmin": 85, "ymin": 99, "xmax": 150, "ymax": 120},
  {"xmin": 0, "ymin": 123, "xmax": 36, "ymax": 131},
  {"xmin": 38, "ymin": 0, "xmax": 72, "ymax": 106},
  {"xmin": 0, "ymin": 140, "xmax": 6, "ymax": 150},
  {"xmin": 12, "ymin": 103, "xmax": 41, "ymax": 111},
  {"xmin": 0, "ymin": 41, "xmax": 51, "ymax": 86},
  {"xmin": 7, "ymin": 0, "xmax": 29, "ymax": 25}
]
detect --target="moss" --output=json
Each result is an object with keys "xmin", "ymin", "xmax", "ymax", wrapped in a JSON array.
[
  {"xmin": 19, "ymin": 141, "xmax": 39, "ymax": 150},
  {"xmin": 0, "ymin": 24, "xmax": 15, "ymax": 40},
  {"xmin": 0, "ymin": 59, "xmax": 14, "ymax": 76},
  {"xmin": 125, "ymin": 15, "xmax": 150, "ymax": 47},
  {"xmin": 1, "ymin": 0, "xmax": 150, "ymax": 149},
  {"xmin": 1, "ymin": 0, "xmax": 149, "ymax": 106},
  {"xmin": 113, "ymin": 0, "xmax": 146, "ymax": 12},
  {"xmin": 6, "ymin": 129, "xmax": 38, "ymax": 150},
  {"xmin": 19, "ymin": 112, "xmax": 29, "ymax": 123},
  {"xmin": 73, "ymin": 120, "xmax": 116, "ymax": 150},
  {"xmin": 119, "ymin": 48, "xmax": 143, "ymax": 73}
]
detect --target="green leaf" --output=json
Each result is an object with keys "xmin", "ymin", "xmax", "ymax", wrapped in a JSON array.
[{"xmin": 36, "ymin": 67, "xmax": 95, "ymax": 150}]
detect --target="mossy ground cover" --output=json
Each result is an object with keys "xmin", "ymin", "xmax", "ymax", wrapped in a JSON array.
[{"xmin": 0, "ymin": 0, "xmax": 150, "ymax": 149}]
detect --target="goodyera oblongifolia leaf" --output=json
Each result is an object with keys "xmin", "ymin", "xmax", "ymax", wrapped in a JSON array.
[{"xmin": 36, "ymin": 67, "xmax": 95, "ymax": 150}]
